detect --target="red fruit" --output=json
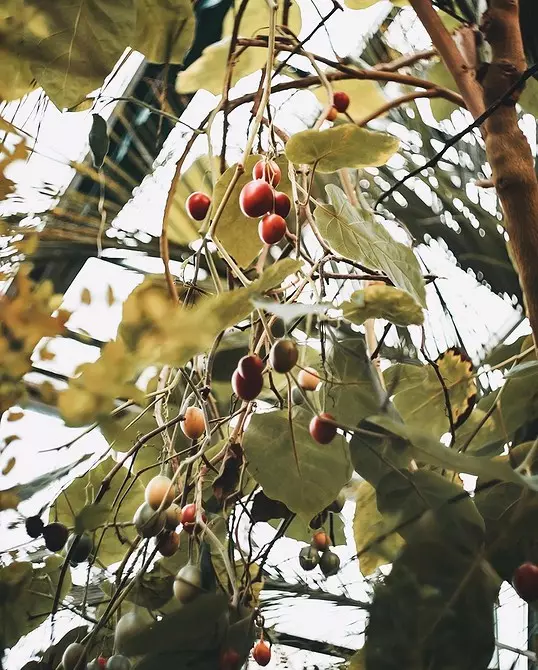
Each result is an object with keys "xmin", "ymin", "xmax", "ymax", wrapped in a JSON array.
[
  {"xmin": 513, "ymin": 562, "xmax": 538, "ymax": 602},
  {"xmin": 97, "ymin": 657, "xmax": 107, "ymax": 669},
  {"xmin": 232, "ymin": 369, "xmax": 263, "ymax": 401},
  {"xmin": 274, "ymin": 191, "xmax": 291, "ymax": 218},
  {"xmin": 238, "ymin": 354, "xmax": 264, "ymax": 379},
  {"xmin": 252, "ymin": 159, "xmax": 281, "ymax": 187},
  {"xmin": 309, "ymin": 413, "xmax": 337, "ymax": 444},
  {"xmin": 220, "ymin": 648, "xmax": 241, "ymax": 670},
  {"xmin": 326, "ymin": 107, "xmax": 338, "ymax": 122},
  {"xmin": 181, "ymin": 503, "xmax": 207, "ymax": 534},
  {"xmin": 333, "ymin": 91, "xmax": 350, "ymax": 113},
  {"xmin": 311, "ymin": 530, "xmax": 331, "ymax": 551},
  {"xmin": 186, "ymin": 192, "xmax": 211, "ymax": 221},
  {"xmin": 239, "ymin": 180, "xmax": 274, "ymax": 218},
  {"xmin": 252, "ymin": 640, "xmax": 271, "ymax": 667},
  {"xmin": 259, "ymin": 214, "xmax": 287, "ymax": 245}
]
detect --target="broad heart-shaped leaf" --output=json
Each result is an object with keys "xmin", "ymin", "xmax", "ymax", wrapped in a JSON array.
[
  {"xmin": 286, "ymin": 124, "xmax": 399, "ymax": 173},
  {"xmin": 54, "ymin": 456, "xmax": 145, "ymax": 567},
  {"xmin": 321, "ymin": 337, "xmax": 384, "ymax": 428},
  {"xmin": 167, "ymin": 155, "xmax": 219, "ymax": 246},
  {"xmin": 212, "ymin": 155, "xmax": 265, "ymax": 267},
  {"xmin": 176, "ymin": 37, "xmax": 266, "ymax": 95},
  {"xmin": 133, "ymin": 0, "xmax": 195, "ymax": 64},
  {"xmin": 385, "ymin": 348, "xmax": 477, "ymax": 439},
  {"xmin": 26, "ymin": 0, "xmax": 136, "ymax": 109},
  {"xmin": 243, "ymin": 408, "xmax": 352, "ymax": 522},
  {"xmin": 341, "ymin": 285, "xmax": 424, "ymax": 327},
  {"xmin": 314, "ymin": 79, "xmax": 386, "ymax": 122},
  {"xmin": 314, "ymin": 185, "xmax": 426, "ymax": 307},
  {"xmin": 0, "ymin": 51, "xmax": 34, "ymax": 103},
  {"xmin": 368, "ymin": 414, "xmax": 538, "ymax": 490},
  {"xmin": 427, "ymin": 60, "xmax": 459, "ymax": 121},
  {"xmin": 223, "ymin": 0, "xmax": 301, "ymax": 38},
  {"xmin": 353, "ymin": 480, "xmax": 404, "ymax": 577}
]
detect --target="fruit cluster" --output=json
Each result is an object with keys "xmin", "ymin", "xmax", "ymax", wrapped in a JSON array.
[
  {"xmin": 185, "ymin": 158, "xmax": 292, "ymax": 247},
  {"xmin": 61, "ymin": 643, "xmax": 131, "ymax": 670},
  {"xmin": 25, "ymin": 516, "xmax": 94, "ymax": 565},
  {"xmin": 325, "ymin": 90, "xmax": 350, "ymax": 122},
  {"xmin": 299, "ymin": 530, "xmax": 341, "ymax": 577}
]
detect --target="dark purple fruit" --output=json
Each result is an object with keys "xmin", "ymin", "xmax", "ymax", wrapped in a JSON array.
[
  {"xmin": 25, "ymin": 515, "xmax": 44, "ymax": 538},
  {"xmin": 43, "ymin": 522, "xmax": 69, "ymax": 552}
]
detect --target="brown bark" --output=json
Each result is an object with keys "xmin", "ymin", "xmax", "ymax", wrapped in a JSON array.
[
  {"xmin": 412, "ymin": 0, "xmax": 538, "ymax": 348},
  {"xmin": 482, "ymin": 0, "xmax": 538, "ymax": 347}
]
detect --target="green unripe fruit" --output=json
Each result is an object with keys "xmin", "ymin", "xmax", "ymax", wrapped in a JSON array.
[
  {"xmin": 319, "ymin": 549, "xmax": 340, "ymax": 577},
  {"xmin": 269, "ymin": 338, "xmax": 298, "ymax": 374},
  {"xmin": 106, "ymin": 655, "xmax": 132, "ymax": 670},
  {"xmin": 299, "ymin": 545, "xmax": 320, "ymax": 571},
  {"xmin": 173, "ymin": 563, "xmax": 203, "ymax": 603},
  {"xmin": 66, "ymin": 533, "xmax": 93, "ymax": 563},
  {"xmin": 61, "ymin": 642, "xmax": 86, "ymax": 670},
  {"xmin": 133, "ymin": 502, "xmax": 166, "ymax": 538}
]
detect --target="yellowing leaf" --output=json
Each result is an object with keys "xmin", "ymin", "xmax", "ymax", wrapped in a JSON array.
[
  {"xmin": 2, "ymin": 457, "xmax": 16, "ymax": 475},
  {"xmin": 341, "ymin": 285, "xmax": 424, "ymax": 326},
  {"xmin": 0, "ymin": 120, "xmax": 28, "ymax": 201},
  {"xmin": 176, "ymin": 37, "xmax": 266, "ymax": 95},
  {"xmin": 314, "ymin": 185, "xmax": 426, "ymax": 307},
  {"xmin": 133, "ymin": 0, "xmax": 195, "ymax": 64},
  {"xmin": 106, "ymin": 284, "xmax": 115, "ymax": 306},
  {"xmin": 286, "ymin": 124, "xmax": 399, "ymax": 173},
  {"xmin": 314, "ymin": 79, "xmax": 386, "ymax": 121},
  {"xmin": 222, "ymin": 0, "xmax": 301, "ymax": 37},
  {"xmin": 80, "ymin": 287, "xmax": 91, "ymax": 305},
  {"xmin": 26, "ymin": 0, "xmax": 136, "ymax": 109},
  {"xmin": 385, "ymin": 348, "xmax": 477, "ymax": 439},
  {"xmin": 353, "ymin": 480, "xmax": 404, "ymax": 576},
  {"xmin": 7, "ymin": 411, "xmax": 24, "ymax": 421},
  {"xmin": 0, "ymin": 52, "xmax": 34, "ymax": 103}
]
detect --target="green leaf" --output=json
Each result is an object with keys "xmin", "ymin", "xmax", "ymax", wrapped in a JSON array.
[
  {"xmin": 133, "ymin": 0, "xmax": 195, "ymax": 64},
  {"xmin": 321, "ymin": 337, "xmax": 383, "ymax": 428},
  {"xmin": 314, "ymin": 185, "xmax": 426, "ymax": 306},
  {"xmin": 353, "ymin": 480, "xmax": 404, "ymax": 576},
  {"xmin": 251, "ymin": 298, "xmax": 331, "ymax": 324},
  {"xmin": 75, "ymin": 502, "xmax": 111, "ymax": 533},
  {"xmin": 243, "ymin": 408, "xmax": 352, "ymax": 522},
  {"xmin": 368, "ymin": 414, "xmax": 538, "ymax": 490},
  {"xmin": 212, "ymin": 155, "xmax": 265, "ymax": 267},
  {"xmin": 26, "ymin": 0, "xmax": 136, "ymax": 109},
  {"xmin": 223, "ymin": 0, "xmax": 301, "ymax": 38},
  {"xmin": 176, "ymin": 37, "xmax": 266, "ymax": 95},
  {"xmin": 341, "ymin": 285, "xmax": 424, "ymax": 326},
  {"xmin": 504, "ymin": 359, "xmax": 538, "ymax": 379},
  {"xmin": 385, "ymin": 348, "xmax": 477, "ymax": 439},
  {"xmin": 0, "ymin": 51, "xmax": 34, "ymax": 103},
  {"xmin": 285, "ymin": 124, "xmax": 399, "ymax": 173},
  {"xmin": 314, "ymin": 79, "xmax": 386, "ymax": 121},
  {"xmin": 54, "ymin": 457, "xmax": 145, "ymax": 566},
  {"xmin": 427, "ymin": 60, "xmax": 459, "ymax": 121}
]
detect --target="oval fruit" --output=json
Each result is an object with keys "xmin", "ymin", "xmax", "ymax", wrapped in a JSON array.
[
  {"xmin": 297, "ymin": 367, "xmax": 320, "ymax": 391},
  {"xmin": 180, "ymin": 503, "xmax": 207, "ymax": 534},
  {"xmin": 220, "ymin": 648, "xmax": 241, "ymax": 670},
  {"xmin": 186, "ymin": 192, "xmax": 211, "ymax": 221},
  {"xmin": 311, "ymin": 530, "xmax": 331, "ymax": 551},
  {"xmin": 61, "ymin": 642, "xmax": 86, "ymax": 670},
  {"xmin": 115, "ymin": 611, "xmax": 152, "ymax": 655},
  {"xmin": 309, "ymin": 413, "xmax": 337, "ymax": 444},
  {"xmin": 173, "ymin": 563, "xmax": 203, "ymax": 603},
  {"xmin": 66, "ymin": 533, "xmax": 93, "ymax": 563},
  {"xmin": 299, "ymin": 545, "xmax": 320, "ymax": 571},
  {"xmin": 237, "ymin": 354, "xmax": 264, "ymax": 379},
  {"xmin": 156, "ymin": 530, "xmax": 180, "ymax": 557},
  {"xmin": 252, "ymin": 159, "xmax": 281, "ymax": 187},
  {"xmin": 326, "ymin": 106, "xmax": 338, "ymax": 121},
  {"xmin": 239, "ymin": 180, "xmax": 274, "ymax": 218},
  {"xmin": 43, "ymin": 522, "xmax": 69, "ymax": 552},
  {"xmin": 181, "ymin": 406, "xmax": 205, "ymax": 440},
  {"xmin": 106, "ymin": 656, "xmax": 132, "ymax": 670},
  {"xmin": 252, "ymin": 640, "xmax": 271, "ymax": 667},
  {"xmin": 274, "ymin": 191, "xmax": 291, "ymax": 218},
  {"xmin": 333, "ymin": 91, "xmax": 350, "ymax": 113},
  {"xmin": 319, "ymin": 549, "xmax": 340, "ymax": 577},
  {"xmin": 513, "ymin": 562, "xmax": 538, "ymax": 602},
  {"xmin": 133, "ymin": 502, "xmax": 166, "ymax": 538},
  {"xmin": 232, "ymin": 369, "xmax": 263, "ymax": 401},
  {"xmin": 165, "ymin": 502, "xmax": 181, "ymax": 530},
  {"xmin": 25, "ymin": 515, "xmax": 44, "ymax": 539},
  {"xmin": 269, "ymin": 338, "xmax": 298, "ymax": 374},
  {"xmin": 144, "ymin": 475, "xmax": 175, "ymax": 511},
  {"xmin": 258, "ymin": 213, "xmax": 287, "ymax": 245}
]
